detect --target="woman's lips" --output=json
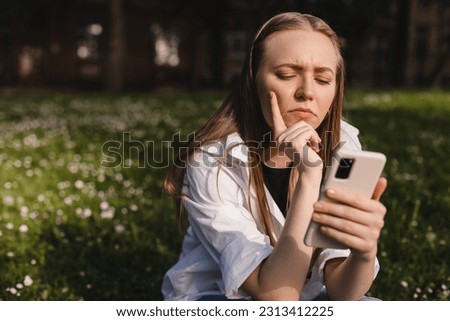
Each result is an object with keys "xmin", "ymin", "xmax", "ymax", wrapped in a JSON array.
[{"xmin": 289, "ymin": 108, "xmax": 316, "ymax": 120}]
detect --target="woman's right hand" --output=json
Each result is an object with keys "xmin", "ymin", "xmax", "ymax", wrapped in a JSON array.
[{"xmin": 268, "ymin": 91, "xmax": 323, "ymax": 174}]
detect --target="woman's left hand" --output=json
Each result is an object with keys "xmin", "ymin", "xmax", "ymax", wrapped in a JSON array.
[{"xmin": 311, "ymin": 177, "xmax": 388, "ymax": 260}]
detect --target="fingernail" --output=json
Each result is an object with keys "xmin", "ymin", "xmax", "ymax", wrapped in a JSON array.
[{"xmin": 327, "ymin": 189, "xmax": 336, "ymax": 196}]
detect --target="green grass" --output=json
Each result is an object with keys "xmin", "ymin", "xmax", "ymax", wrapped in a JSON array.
[
  {"xmin": 0, "ymin": 90, "xmax": 448, "ymax": 300},
  {"xmin": 343, "ymin": 90, "xmax": 450, "ymax": 300}
]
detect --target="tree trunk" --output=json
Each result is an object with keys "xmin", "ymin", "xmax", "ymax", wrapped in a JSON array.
[
  {"xmin": 105, "ymin": 0, "xmax": 125, "ymax": 91},
  {"xmin": 392, "ymin": 0, "xmax": 411, "ymax": 86}
]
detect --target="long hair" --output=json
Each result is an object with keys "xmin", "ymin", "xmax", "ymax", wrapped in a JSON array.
[{"xmin": 164, "ymin": 12, "xmax": 345, "ymax": 245}]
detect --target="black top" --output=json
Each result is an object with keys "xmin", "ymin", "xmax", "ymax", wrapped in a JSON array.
[{"xmin": 261, "ymin": 163, "xmax": 291, "ymax": 216}]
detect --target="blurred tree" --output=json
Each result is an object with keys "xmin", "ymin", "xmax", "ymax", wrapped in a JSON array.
[
  {"xmin": 419, "ymin": 0, "xmax": 449, "ymax": 87},
  {"xmin": 392, "ymin": 0, "xmax": 411, "ymax": 86},
  {"xmin": 105, "ymin": 0, "xmax": 125, "ymax": 91}
]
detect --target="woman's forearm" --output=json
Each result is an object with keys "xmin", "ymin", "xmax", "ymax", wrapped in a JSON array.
[
  {"xmin": 324, "ymin": 252, "xmax": 377, "ymax": 300},
  {"xmin": 243, "ymin": 169, "xmax": 322, "ymax": 300}
]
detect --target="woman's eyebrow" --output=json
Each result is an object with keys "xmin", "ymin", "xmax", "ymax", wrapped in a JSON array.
[
  {"xmin": 314, "ymin": 67, "xmax": 335, "ymax": 75},
  {"xmin": 274, "ymin": 63, "xmax": 335, "ymax": 75}
]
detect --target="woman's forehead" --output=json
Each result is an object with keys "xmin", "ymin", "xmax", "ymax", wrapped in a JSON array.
[{"xmin": 261, "ymin": 29, "xmax": 339, "ymax": 69}]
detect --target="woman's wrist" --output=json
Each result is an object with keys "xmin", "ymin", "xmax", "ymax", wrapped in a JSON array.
[
  {"xmin": 350, "ymin": 247, "xmax": 378, "ymax": 263},
  {"xmin": 297, "ymin": 161, "xmax": 323, "ymax": 180}
]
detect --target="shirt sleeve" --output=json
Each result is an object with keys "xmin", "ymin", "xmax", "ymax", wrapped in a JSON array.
[
  {"xmin": 315, "ymin": 248, "xmax": 380, "ymax": 285},
  {"xmin": 182, "ymin": 152, "xmax": 273, "ymax": 298}
]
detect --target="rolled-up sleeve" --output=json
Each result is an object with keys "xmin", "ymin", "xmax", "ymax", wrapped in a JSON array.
[
  {"xmin": 316, "ymin": 249, "xmax": 380, "ymax": 280},
  {"xmin": 182, "ymin": 153, "xmax": 273, "ymax": 297}
]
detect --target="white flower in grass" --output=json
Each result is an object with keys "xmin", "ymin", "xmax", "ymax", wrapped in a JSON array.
[
  {"xmin": 6, "ymin": 223, "xmax": 14, "ymax": 230},
  {"xmin": 426, "ymin": 231, "xmax": 436, "ymax": 242},
  {"xmin": 130, "ymin": 204, "xmax": 138, "ymax": 212},
  {"xmin": 9, "ymin": 287, "xmax": 17, "ymax": 295},
  {"xmin": 115, "ymin": 224, "xmax": 125, "ymax": 234},
  {"xmin": 23, "ymin": 275, "xmax": 33, "ymax": 287},
  {"xmin": 75, "ymin": 180, "xmax": 84, "ymax": 189},
  {"xmin": 100, "ymin": 201, "xmax": 109, "ymax": 211},
  {"xmin": 13, "ymin": 160, "xmax": 22, "ymax": 168},
  {"xmin": 20, "ymin": 206, "xmax": 29, "ymax": 217},
  {"xmin": 100, "ymin": 208, "xmax": 115, "ymax": 220},
  {"xmin": 16, "ymin": 283, "xmax": 23, "ymax": 289},
  {"xmin": 41, "ymin": 289, "xmax": 49, "ymax": 300},
  {"xmin": 400, "ymin": 281, "xmax": 408, "ymax": 288},
  {"xmin": 3, "ymin": 195, "xmax": 14, "ymax": 206},
  {"xmin": 115, "ymin": 173, "xmax": 123, "ymax": 182},
  {"xmin": 82, "ymin": 208, "xmax": 92, "ymax": 218},
  {"xmin": 18, "ymin": 224, "xmax": 29, "ymax": 233},
  {"xmin": 39, "ymin": 159, "xmax": 49, "ymax": 168},
  {"xmin": 64, "ymin": 196, "xmax": 73, "ymax": 206}
]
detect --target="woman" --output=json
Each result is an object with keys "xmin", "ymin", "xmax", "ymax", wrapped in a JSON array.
[{"xmin": 162, "ymin": 12, "xmax": 387, "ymax": 301}]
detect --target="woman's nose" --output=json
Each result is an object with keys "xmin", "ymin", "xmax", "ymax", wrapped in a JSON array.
[{"xmin": 294, "ymin": 78, "xmax": 313, "ymax": 101}]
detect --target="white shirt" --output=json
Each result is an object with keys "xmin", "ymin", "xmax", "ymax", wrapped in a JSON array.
[{"xmin": 162, "ymin": 120, "xmax": 379, "ymax": 300}]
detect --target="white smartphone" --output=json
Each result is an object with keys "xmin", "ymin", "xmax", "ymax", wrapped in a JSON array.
[{"xmin": 304, "ymin": 150, "xmax": 386, "ymax": 249}]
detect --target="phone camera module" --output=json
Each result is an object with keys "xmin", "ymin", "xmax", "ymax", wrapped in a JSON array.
[{"xmin": 335, "ymin": 158, "xmax": 354, "ymax": 179}]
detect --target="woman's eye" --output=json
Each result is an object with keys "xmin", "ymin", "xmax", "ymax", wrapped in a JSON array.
[
  {"xmin": 276, "ymin": 73, "xmax": 295, "ymax": 80},
  {"xmin": 315, "ymin": 78, "xmax": 331, "ymax": 85}
]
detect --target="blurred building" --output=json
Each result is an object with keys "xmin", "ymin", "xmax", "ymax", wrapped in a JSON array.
[
  {"xmin": 405, "ymin": 0, "xmax": 450, "ymax": 87},
  {"xmin": 0, "ymin": 0, "xmax": 448, "ymax": 91},
  {"xmin": 351, "ymin": 0, "xmax": 450, "ymax": 87}
]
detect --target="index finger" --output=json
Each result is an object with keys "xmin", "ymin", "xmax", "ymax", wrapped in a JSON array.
[{"xmin": 269, "ymin": 91, "xmax": 287, "ymax": 139}]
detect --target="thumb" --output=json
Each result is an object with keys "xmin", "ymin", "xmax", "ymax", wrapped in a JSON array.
[{"xmin": 372, "ymin": 177, "xmax": 388, "ymax": 201}]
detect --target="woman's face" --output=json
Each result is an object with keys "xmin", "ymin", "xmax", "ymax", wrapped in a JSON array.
[{"xmin": 255, "ymin": 29, "xmax": 338, "ymax": 130}]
